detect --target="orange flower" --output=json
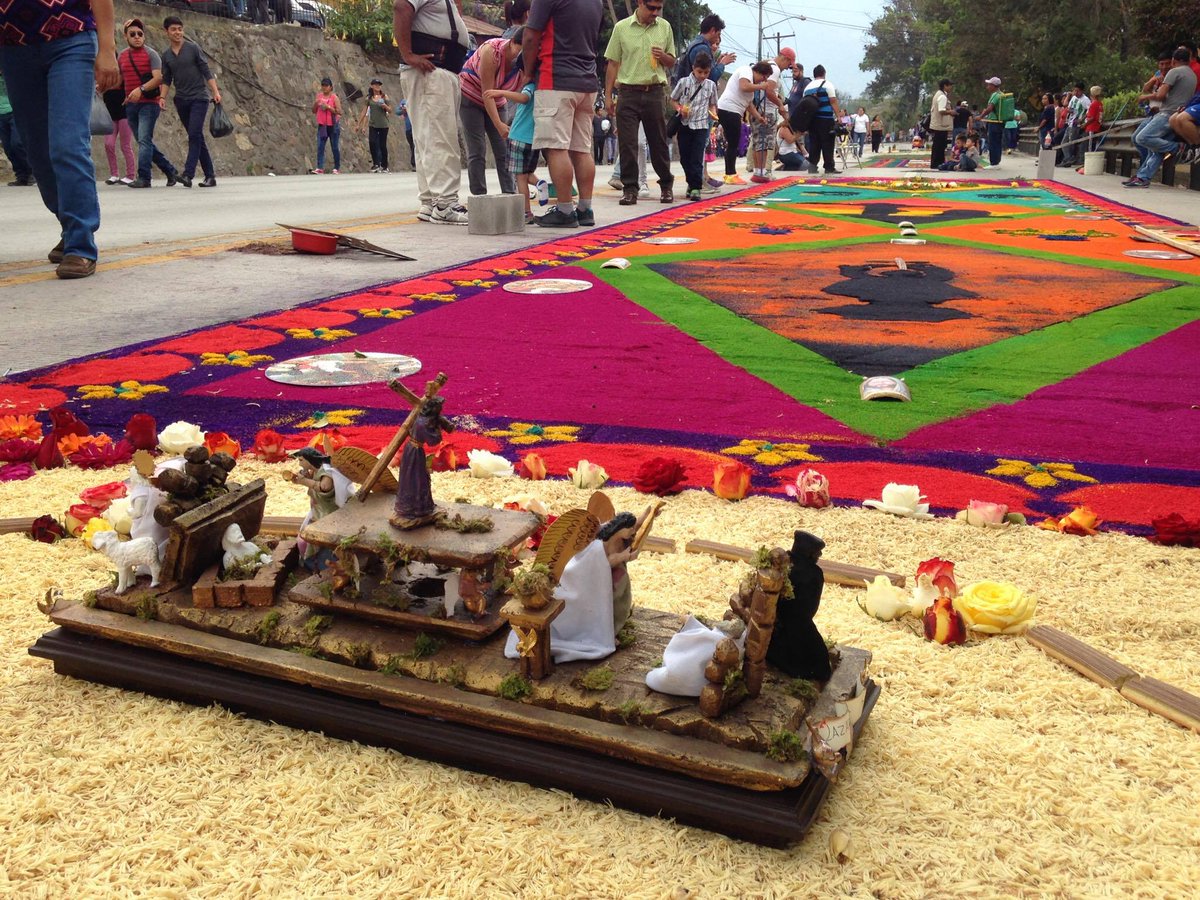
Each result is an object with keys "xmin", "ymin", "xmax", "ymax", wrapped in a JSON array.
[
  {"xmin": 1038, "ymin": 506, "xmax": 1102, "ymax": 536},
  {"xmin": 520, "ymin": 451, "xmax": 547, "ymax": 480},
  {"xmin": 306, "ymin": 429, "xmax": 346, "ymax": 453},
  {"xmin": 204, "ymin": 431, "xmax": 241, "ymax": 459},
  {"xmin": 0, "ymin": 414, "xmax": 43, "ymax": 441},
  {"xmin": 57, "ymin": 432, "xmax": 111, "ymax": 458},
  {"xmin": 712, "ymin": 459, "xmax": 752, "ymax": 501},
  {"xmin": 428, "ymin": 441, "xmax": 460, "ymax": 472}
]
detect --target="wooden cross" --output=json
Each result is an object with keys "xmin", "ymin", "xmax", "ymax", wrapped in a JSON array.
[{"xmin": 353, "ymin": 372, "xmax": 447, "ymax": 501}]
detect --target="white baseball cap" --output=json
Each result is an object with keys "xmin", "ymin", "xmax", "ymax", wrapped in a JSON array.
[{"xmin": 985, "ymin": 76, "xmax": 1002, "ymax": 86}]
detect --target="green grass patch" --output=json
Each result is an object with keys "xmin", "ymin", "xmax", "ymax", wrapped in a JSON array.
[{"xmin": 498, "ymin": 673, "xmax": 532, "ymax": 701}]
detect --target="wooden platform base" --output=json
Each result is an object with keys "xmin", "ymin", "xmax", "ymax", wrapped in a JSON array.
[{"xmin": 30, "ymin": 627, "xmax": 878, "ymax": 847}]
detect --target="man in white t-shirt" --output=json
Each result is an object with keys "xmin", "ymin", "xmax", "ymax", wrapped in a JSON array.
[
  {"xmin": 928, "ymin": 77, "xmax": 953, "ymax": 168},
  {"xmin": 1059, "ymin": 82, "xmax": 1091, "ymax": 167},
  {"xmin": 715, "ymin": 60, "xmax": 772, "ymax": 184},
  {"xmin": 747, "ymin": 47, "xmax": 791, "ymax": 181}
]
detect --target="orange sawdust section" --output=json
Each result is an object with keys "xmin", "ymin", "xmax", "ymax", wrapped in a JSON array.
[{"xmin": 659, "ymin": 243, "xmax": 1176, "ymax": 356}]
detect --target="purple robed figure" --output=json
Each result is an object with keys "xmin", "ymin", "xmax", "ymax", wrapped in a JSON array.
[{"xmin": 390, "ymin": 396, "xmax": 454, "ymax": 529}]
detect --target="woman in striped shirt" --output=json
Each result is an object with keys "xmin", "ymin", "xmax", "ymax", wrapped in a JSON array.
[{"xmin": 458, "ymin": 30, "xmax": 525, "ymax": 195}]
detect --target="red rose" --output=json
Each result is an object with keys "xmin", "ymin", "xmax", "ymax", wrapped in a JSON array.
[
  {"xmin": 124, "ymin": 413, "xmax": 158, "ymax": 451},
  {"xmin": 48, "ymin": 406, "xmax": 89, "ymax": 438},
  {"xmin": 29, "ymin": 514, "xmax": 68, "ymax": 544},
  {"xmin": 428, "ymin": 441, "xmax": 460, "ymax": 472},
  {"xmin": 79, "ymin": 481, "xmax": 128, "ymax": 511},
  {"xmin": 69, "ymin": 438, "xmax": 134, "ymax": 470},
  {"xmin": 0, "ymin": 438, "xmax": 40, "ymax": 464},
  {"xmin": 1150, "ymin": 513, "xmax": 1200, "ymax": 547},
  {"xmin": 252, "ymin": 429, "xmax": 288, "ymax": 462},
  {"xmin": 916, "ymin": 557, "xmax": 957, "ymax": 598},
  {"xmin": 65, "ymin": 503, "xmax": 104, "ymax": 536},
  {"xmin": 204, "ymin": 431, "xmax": 242, "ymax": 459},
  {"xmin": 634, "ymin": 456, "xmax": 688, "ymax": 496},
  {"xmin": 34, "ymin": 432, "xmax": 64, "ymax": 470}
]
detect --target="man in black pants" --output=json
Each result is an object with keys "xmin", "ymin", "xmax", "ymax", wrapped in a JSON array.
[
  {"xmin": 160, "ymin": 16, "xmax": 221, "ymax": 187},
  {"xmin": 802, "ymin": 64, "xmax": 842, "ymax": 174}
]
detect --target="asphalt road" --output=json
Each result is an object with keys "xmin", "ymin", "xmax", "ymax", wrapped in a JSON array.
[{"xmin": 2, "ymin": 158, "xmax": 1195, "ymax": 375}]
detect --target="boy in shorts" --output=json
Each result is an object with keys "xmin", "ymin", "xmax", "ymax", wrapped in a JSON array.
[{"xmin": 486, "ymin": 81, "xmax": 539, "ymax": 223}]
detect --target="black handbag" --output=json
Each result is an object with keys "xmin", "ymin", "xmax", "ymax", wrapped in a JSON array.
[
  {"xmin": 667, "ymin": 81, "xmax": 704, "ymax": 138},
  {"xmin": 409, "ymin": 0, "xmax": 468, "ymax": 73},
  {"xmin": 127, "ymin": 52, "xmax": 160, "ymax": 99}
]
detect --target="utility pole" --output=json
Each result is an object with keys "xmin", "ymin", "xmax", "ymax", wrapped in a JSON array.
[
  {"xmin": 766, "ymin": 31, "xmax": 794, "ymax": 59},
  {"xmin": 756, "ymin": 0, "xmax": 763, "ymax": 62}
]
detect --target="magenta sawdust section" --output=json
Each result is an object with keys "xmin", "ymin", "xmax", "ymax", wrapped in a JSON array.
[{"xmin": 1, "ymin": 178, "xmax": 1198, "ymax": 533}]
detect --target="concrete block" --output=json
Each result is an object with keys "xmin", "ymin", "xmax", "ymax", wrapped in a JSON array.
[
  {"xmin": 468, "ymin": 193, "xmax": 525, "ymax": 235},
  {"xmin": 1036, "ymin": 148, "xmax": 1057, "ymax": 180}
]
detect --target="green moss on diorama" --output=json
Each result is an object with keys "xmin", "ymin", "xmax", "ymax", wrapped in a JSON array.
[
  {"xmin": 135, "ymin": 596, "xmax": 158, "ymax": 621},
  {"xmin": 766, "ymin": 729, "xmax": 804, "ymax": 763},
  {"xmin": 617, "ymin": 700, "xmax": 644, "ymax": 725},
  {"xmin": 616, "ymin": 620, "xmax": 637, "ymax": 649},
  {"xmin": 751, "ymin": 546, "xmax": 773, "ymax": 569},
  {"xmin": 723, "ymin": 668, "xmax": 744, "ymax": 692},
  {"xmin": 318, "ymin": 579, "xmax": 335, "ymax": 601},
  {"xmin": 343, "ymin": 642, "xmax": 372, "ymax": 668},
  {"xmin": 81, "ymin": 590, "xmax": 99, "ymax": 609},
  {"xmin": 288, "ymin": 646, "xmax": 326, "ymax": 660},
  {"xmin": 783, "ymin": 677, "xmax": 821, "ymax": 704},
  {"xmin": 220, "ymin": 556, "xmax": 262, "ymax": 582},
  {"xmin": 441, "ymin": 664, "xmax": 467, "ymax": 689},
  {"xmin": 254, "ymin": 611, "xmax": 282, "ymax": 645},
  {"xmin": 371, "ymin": 586, "xmax": 411, "ymax": 610},
  {"xmin": 578, "ymin": 666, "xmax": 615, "ymax": 692},
  {"xmin": 497, "ymin": 673, "xmax": 532, "ymax": 701},
  {"xmin": 435, "ymin": 513, "xmax": 493, "ymax": 534},
  {"xmin": 303, "ymin": 614, "xmax": 334, "ymax": 639},
  {"xmin": 651, "ymin": 656, "xmax": 664, "ymax": 669},
  {"xmin": 381, "ymin": 654, "xmax": 405, "ymax": 676},
  {"xmin": 409, "ymin": 632, "xmax": 443, "ymax": 660}
]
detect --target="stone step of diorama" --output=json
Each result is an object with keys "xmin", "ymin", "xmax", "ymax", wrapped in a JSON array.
[{"xmin": 193, "ymin": 539, "xmax": 299, "ymax": 609}]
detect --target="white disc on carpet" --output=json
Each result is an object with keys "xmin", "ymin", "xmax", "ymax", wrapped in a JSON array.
[
  {"xmin": 728, "ymin": 206, "xmax": 767, "ymax": 213},
  {"xmin": 503, "ymin": 278, "xmax": 594, "ymax": 294},
  {"xmin": 264, "ymin": 351, "xmax": 422, "ymax": 386},
  {"xmin": 641, "ymin": 236, "xmax": 699, "ymax": 245},
  {"xmin": 1123, "ymin": 249, "xmax": 1192, "ymax": 260}
]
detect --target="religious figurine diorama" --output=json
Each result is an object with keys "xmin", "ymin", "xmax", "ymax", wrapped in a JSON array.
[{"xmin": 32, "ymin": 374, "xmax": 879, "ymax": 847}]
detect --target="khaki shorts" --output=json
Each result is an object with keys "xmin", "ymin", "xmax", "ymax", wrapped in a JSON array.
[{"xmin": 533, "ymin": 89, "xmax": 596, "ymax": 153}]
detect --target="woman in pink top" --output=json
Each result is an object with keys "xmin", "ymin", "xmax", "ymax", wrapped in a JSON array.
[
  {"xmin": 458, "ymin": 31, "xmax": 524, "ymax": 195},
  {"xmin": 311, "ymin": 76, "xmax": 342, "ymax": 174}
]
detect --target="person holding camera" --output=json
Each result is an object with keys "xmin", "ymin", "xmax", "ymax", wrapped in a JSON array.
[
  {"xmin": 801, "ymin": 64, "xmax": 841, "ymax": 174},
  {"xmin": 394, "ymin": 0, "xmax": 471, "ymax": 225},
  {"xmin": 118, "ymin": 17, "xmax": 180, "ymax": 188}
]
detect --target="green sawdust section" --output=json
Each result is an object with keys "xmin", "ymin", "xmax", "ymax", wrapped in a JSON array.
[{"xmin": 585, "ymin": 239, "xmax": 1200, "ymax": 442}]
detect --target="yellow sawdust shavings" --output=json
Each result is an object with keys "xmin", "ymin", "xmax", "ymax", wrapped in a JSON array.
[{"xmin": 2, "ymin": 462, "xmax": 1199, "ymax": 897}]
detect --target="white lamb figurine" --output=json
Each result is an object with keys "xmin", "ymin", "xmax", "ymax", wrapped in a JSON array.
[{"xmin": 91, "ymin": 530, "xmax": 161, "ymax": 593}]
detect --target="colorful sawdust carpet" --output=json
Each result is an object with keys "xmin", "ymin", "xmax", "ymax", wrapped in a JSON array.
[
  {"xmin": 4, "ymin": 178, "xmax": 1198, "ymax": 532},
  {"xmin": 864, "ymin": 154, "xmax": 933, "ymax": 169}
]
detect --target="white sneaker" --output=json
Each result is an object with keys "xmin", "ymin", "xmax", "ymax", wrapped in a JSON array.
[
  {"xmin": 380, "ymin": 168, "xmax": 390, "ymax": 174},
  {"xmin": 607, "ymin": 176, "xmax": 623, "ymax": 190},
  {"xmin": 701, "ymin": 183, "xmax": 719, "ymax": 194},
  {"xmin": 418, "ymin": 204, "xmax": 434, "ymax": 222},
  {"xmin": 105, "ymin": 176, "xmax": 120, "ymax": 185},
  {"xmin": 638, "ymin": 185, "xmax": 650, "ymax": 199},
  {"xmin": 431, "ymin": 203, "xmax": 469, "ymax": 225},
  {"xmin": 119, "ymin": 177, "xmax": 134, "ymax": 185}
]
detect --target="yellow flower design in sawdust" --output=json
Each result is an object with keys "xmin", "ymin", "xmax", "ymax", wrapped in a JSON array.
[
  {"xmin": 554, "ymin": 251, "xmax": 589, "ymax": 259},
  {"xmin": 494, "ymin": 268, "xmax": 533, "ymax": 277},
  {"xmin": 484, "ymin": 422, "xmax": 580, "ymax": 445},
  {"xmin": 451, "ymin": 279, "xmax": 499, "ymax": 288},
  {"xmin": 524, "ymin": 259, "xmax": 565, "ymax": 267},
  {"xmin": 411, "ymin": 292, "xmax": 457, "ymax": 302},
  {"xmin": 721, "ymin": 440, "xmax": 822, "ymax": 466},
  {"xmin": 287, "ymin": 327, "xmax": 355, "ymax": 341},
  {"xmin": 986, "ymin": 459, "xmax": 1098, "ymax": 489},
  {"xmin": 298, "ymin": 409, "xmax": 364, "ymax": 428},
  {"xmin": 77, "ymin": 380, "xmax": 169, "ymax": 401},
  {"xmin": 359, "ymin": 308, "xmax": 413, "ymax": 319},
  {"xmin": 200, "ymin": 350, "xmax": 274, "ymax": 367}
]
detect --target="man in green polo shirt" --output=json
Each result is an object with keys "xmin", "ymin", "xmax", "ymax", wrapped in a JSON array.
[{"xmin": 604, "ymin": 0, "xmax": 676, "ymax": 205}]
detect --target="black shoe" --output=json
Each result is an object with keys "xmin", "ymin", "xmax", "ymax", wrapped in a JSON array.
[
  {"xmin": 660, "ymin": 187, "xmax": 674, "ymax": 203},
  {"xmin": 807, "ymin": 166, "xmax": 819, "ymax": 174},
  {"xmin": 535, "ymin": 207, "xmax": 579, "ymax": 228},
  {"xmin": 198, "ymin": 177, "xmax": 217, "ymax": 188},
  {"xmin": 127, "ymin": 179, "xmax": 151, "ymax": 188},
  {"xmin": 575, "ymin": 207, "xmax": 595, "ymax": 227},
  {"xmin": 166, "ymin": 172, "xmax": 179, "ymax": 187},
  {"xmin": 619, "ymin": 189, "xmax": 638, "ymax": 206},
  {"xmin": 8, "ymin": 177, "xmax": 34, "ymax": 186},
  {"xmin": 178, "ymin": 175, "xmax": 193, "ymax": 188}
]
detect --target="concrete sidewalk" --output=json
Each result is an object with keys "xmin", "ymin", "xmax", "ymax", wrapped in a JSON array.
[{"xmin": 2, "ymin": 154, "xmax": 1195, "ymax": 375}]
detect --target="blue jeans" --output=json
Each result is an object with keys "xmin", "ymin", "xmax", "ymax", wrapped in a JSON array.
[
  {"xmin": 317, "ymin": 122, "xmax": 340, "ymax": 170},
  {"xmin": 1134, "ymin": 112, "xmax": 1176, "ymax": 181},
  {"xmin": 174, "ymin": 97, "xmax": 214, "ymax": 179},
  {"xmin": 125, "ymin": 101, "xmax": 178, "ymax": 183},
  {"xmin": 777, "ymin": 151, "xmax": 806, "ymax": 170},
  {"xmin": 986, "ymin": 122, "xmax": 1004, "ymax": 165},
  {"xmin": 0, "ymin": 110, "xmax": 33, "ymax": 180},
  {"xmin": 0, "ymin": 31, "xmax": 100, "ymax": 260}
]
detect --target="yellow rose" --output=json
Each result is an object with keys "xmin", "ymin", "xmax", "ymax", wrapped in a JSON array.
[{"xmin": 953, "ymin": 581, "xmax": 1036, "ymax": 634}]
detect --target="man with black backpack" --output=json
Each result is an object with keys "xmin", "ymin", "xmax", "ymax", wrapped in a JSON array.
[
  {"xmin": 799, "ymin": 64, "xmax": 841, "ymax": 174},
  {"xmin": 395, "ymin": 0, "xmax": 471, "ymax": 225}
]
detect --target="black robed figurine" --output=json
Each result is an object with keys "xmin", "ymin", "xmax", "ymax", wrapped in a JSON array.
[{"xmin": 766, "ymin": 530, "xmax": 833, "ymax": 682}]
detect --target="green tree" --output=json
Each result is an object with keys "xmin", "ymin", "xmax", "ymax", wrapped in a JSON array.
[{"xmin": 860, "ymin": 0, "xmax": 928, "ymax": 125}]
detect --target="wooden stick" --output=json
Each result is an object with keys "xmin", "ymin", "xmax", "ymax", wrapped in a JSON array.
[
  {"xmin": 1025, "ymin": 625, "xmax": 1138, "ymax": 690},
  {"xmin": 630, "ymin": 501, "xmax": 665, "ymax": 554},
  {"xmin": 355, "ymin": 372, "xmax": 446, "ymax": 501},
  {"xmin": 684, "ymin": 539, "xmax": 905, "ymax": 587}
]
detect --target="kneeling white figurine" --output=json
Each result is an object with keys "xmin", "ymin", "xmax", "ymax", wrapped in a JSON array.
[
  {"xmin": 221, "ymin": 524, "xmax": 271, "ymax": 573},
  {"xmin": 91, "ymin": 530, "xmax": 161, "ymax": 593}
]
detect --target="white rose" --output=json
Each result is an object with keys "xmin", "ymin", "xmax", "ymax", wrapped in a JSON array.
[
  {"xmin": 466, "ymin": 449, "xmax": 514, "ymax": 479},
  {"xmin": 569, "ymin": 459, "xmax": 609, "ymax": 490},
  {"xmin": 157, "ymin": 420, "xmax": 205, "ymax": 455},
  {"xmin": 858, "ymin": 575, "xmax": 911, "ymax": 621},
  {"xmin": 106, "ymin": 497, "xmax": 134, "ymax": 536}
]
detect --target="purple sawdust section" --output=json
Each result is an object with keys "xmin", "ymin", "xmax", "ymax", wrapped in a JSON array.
[
  {"xmin": 897, "ymin": 320, "xmax": 1200, "ymax": 469},
  {"xmin": 193, "ymin": 268, "xmax": 869, "ymax": 444}
]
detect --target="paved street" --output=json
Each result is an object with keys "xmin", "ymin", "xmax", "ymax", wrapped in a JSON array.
[{"xmin": 2, "ymin": 158, "xmax": 1196, "ymax": 375}]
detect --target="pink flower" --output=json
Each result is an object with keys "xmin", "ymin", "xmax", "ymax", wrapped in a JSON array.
[
  {"xmin": 0, "ymin": 462, "xmax": 35, "ymax": 482},
  {"xmin": 0, "ymin": 438, "xmax": 40, "ymax": 464},
  {"xmin": 79, "ymin": 481, "xmax": 128, "ymax": 511},
  {"xmin": 963, "ymin": 499, "xmax": 1008, "ymax": 526},
  {"xmin": 69, "ymin": 438, "xmax": 134, "ymax": 470},
  {"xmin": 784, "ymin": 468, "xmax": 830, "ymax": 508}
]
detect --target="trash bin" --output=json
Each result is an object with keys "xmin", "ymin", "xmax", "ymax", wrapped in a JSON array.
[{"xmin": 1083, "ymin": 151, "xmax": 1106, "ymax": 175}]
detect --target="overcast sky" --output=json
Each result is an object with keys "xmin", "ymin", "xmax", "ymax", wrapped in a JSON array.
[{"xmin": 701, "ymin": 0, "xmax": 880, "ymax": 97}]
